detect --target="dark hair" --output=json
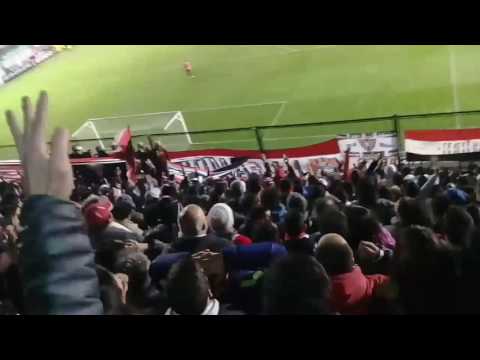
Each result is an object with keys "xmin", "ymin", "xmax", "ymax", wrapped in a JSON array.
[
  {"xmin": 403, "ymin": 181, "xmax": 420, "ymax": 198},
  {"xmin": 318, "ymin": 209, "xmax": 349, "ymax": 240},
  {"xmin": 162, "ymin": 184, "xmax": 178, "ymax": 198},
  {"xmin": 113, "ymin": 250, "xmax": 150, "ymax": 291},
  {"xmin": 392, "ymin": 172, "xmax": 404, "ymax": 187},
  {"xmin": 329, "ymin": 180, "xmax": 348, "ymax": 204},
  {"xmin": 263, "ymin": 254, "xmax": 331, "ymax": 314},
  {"xmin": 287, "ymin": 192, "xmax": 308, "ymax": 214},
  {"xmin": 240, "ymin": 192, "xmax": 259, "ymax": 214},
  {"xmin": 356, "ymin": 177, "xmax": 378, "ymax": 209},
  {"xmin": 445, "ymin": 206, "xmax": 474, "ymax": 249},
  {"xmin": 246, "ymin": 173, "xmax": 262, "ymax": 194},
  {"xmin": 252, "ymin": 221, "xmax": 280, "ymax": 243},
  {"xmin": 279, "ymin": 178, "xmax": 293, "ymax": 194},
  {"xmin": 260, "ymin": 187, "xmax": 281, "ymax": 210},
  {"xmin": 314, "ymin": 197, "xmax": 339, "ymax": 219},
  {"xmin": 431, "ymin": 192, "xmax": 451, "ymax": 222},
  {"xmin": 165, "ymin": 257, "xmax": 210, "ymax": 315},
  {"xmin": 398, "ymin": 197, "xmax": 432, "ymax": 228},
  {"xmin": 112, "ymin": 202, "xmax": 132, "ymax": 221},
  {"xmin": 96, "ymin": 265, "xmax": 130, "ymax": 315},
  {"xmin": 348, "ymin": 209, "xmax": 381, "ymax": 249},
  {"xmin": 378, "ymin": 186, "xmax": 393, "ymax": 201},
  {"xmin": 393, "ymin": 226, "xmax": 458, "ymax": 314},
  {"xmin": 466, "ymin": 205, "xmax": 480, "ymax": 227},
  {"xmin": 284, "ymin": 210, "xmax": 306, "ymax": 237},
  {"xmin": 0, "ymin": 192, "xmax": 19, "ymax": 218}
]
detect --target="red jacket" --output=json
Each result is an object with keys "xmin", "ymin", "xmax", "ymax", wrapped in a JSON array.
[{"xmin": 330, "ymin": 266, "xmax": 389, "ymax": 315}]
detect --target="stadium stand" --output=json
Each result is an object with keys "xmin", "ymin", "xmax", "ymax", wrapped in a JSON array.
[{"xmin": 1, "ymin": 90, "xmax": 480, "ymax": 315}]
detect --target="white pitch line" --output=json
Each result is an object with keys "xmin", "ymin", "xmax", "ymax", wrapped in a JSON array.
[
  {"xmin": 191, "ymin": 139, "xmax": 254, "ymax": 145},
  {"xmin": 262, "ymin": 134, "xmax": 338, "ymax": 142},
  {"xmin": 190, "ymin": 133, "xmax": 337, "ymax": 146},
  {"xmin": 182, "ymin": 100, "xmax": 287, "ymax": 113},
  {"xmin": 448, "ymin": 45, "xmax": 461, "ymax": 129},
  {"xmin": 275, "ymin": 45, "xmax": 300, "ymax": 54},
  {"xmin": 271, "ymin": 102, "xmax": 287, "ymax": 126},
  {"xmin": 89, "ymin": 111, "xmax": 181, "ymax": 122},
  {"xmin": 87, "ymin": 101, "xmax": 288, "ymax": 123},
  {"xmin": 164, "ymin": 114, "xmax": 179, "ymax": 131}
]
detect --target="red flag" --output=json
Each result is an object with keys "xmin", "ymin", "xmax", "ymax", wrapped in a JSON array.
[{"xmin": 113, "ymin": 128, "xmax": 137, "ymax": 183}]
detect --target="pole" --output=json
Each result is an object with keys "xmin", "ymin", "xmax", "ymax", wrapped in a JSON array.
[
  {"xmin": 393, "ymin": 114, "xmax": 402, "ymax": 164},
  {"xmin": 254, "ymin": 127, "xmax": 265, "ymax": 153}
]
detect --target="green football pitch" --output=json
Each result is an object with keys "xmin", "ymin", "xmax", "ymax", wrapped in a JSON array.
[{"xmin": 1, "ymin": 45, "xmax": 480, "ymax": 159}]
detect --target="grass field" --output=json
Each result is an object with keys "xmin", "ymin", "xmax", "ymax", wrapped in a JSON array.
[{"xmin": 2, "ymin": 45, "xmax": 480, "ymax": 158}]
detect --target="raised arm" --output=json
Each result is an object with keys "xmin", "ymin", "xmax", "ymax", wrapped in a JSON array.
[{"xmin": 6, "ymin": 92, "xmax": 103, "ymax": 315}]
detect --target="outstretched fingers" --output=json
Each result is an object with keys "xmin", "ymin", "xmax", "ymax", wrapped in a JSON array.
[
  {"xmin": 48, "ymin": 128, "xmax": 74, "ymax": 200},
  {"xmin": 31, "ymin": 91, "xmax": 49, "ymax": 155},
  {"xmin": 21, "ymin": 96, "xmax": 34, "ymax": 148},
  {"xmin": 5, "ymin": 110, "xmax": 23, "ymax": 156}
]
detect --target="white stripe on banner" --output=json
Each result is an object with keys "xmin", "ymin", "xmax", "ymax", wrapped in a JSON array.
[{"xmin": 405, "ymin": 138, "xmax": 480, "ymax": 156}]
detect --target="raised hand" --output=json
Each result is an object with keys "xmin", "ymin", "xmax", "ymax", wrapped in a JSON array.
[
  {"xmin": 5, "ymin": 91, "xmax": 73, "ymax": 200},
  {"xmin": 357, "ymin": 241, "xmax": 382, "ymax": 263}
]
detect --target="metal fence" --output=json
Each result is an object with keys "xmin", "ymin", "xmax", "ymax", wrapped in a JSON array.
[{"xmin": 1, "ymin": 109, "xmax": 479, "ymax": 160}]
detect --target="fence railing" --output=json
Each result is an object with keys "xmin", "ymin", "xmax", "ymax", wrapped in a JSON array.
[{"xmin": 1, "ymin": 109, "xmax": 479, "ymax": 160}]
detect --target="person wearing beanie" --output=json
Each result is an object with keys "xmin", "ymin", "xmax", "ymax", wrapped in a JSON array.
[
  {"xmin": 207, "ymin": 203, "xmax": 252, "ymax": 246},
  {"xmin": 83, "ymin": 196, "xmax": 145, "ymax": 270},
  {"xmin": 447, "ymin": 188, "xmax": 470, "ymax": 206}
]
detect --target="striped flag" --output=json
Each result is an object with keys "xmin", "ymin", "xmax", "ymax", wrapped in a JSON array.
[{"xmin": 405, "ymin": 128, "xmax": 480, "ymax": 161}]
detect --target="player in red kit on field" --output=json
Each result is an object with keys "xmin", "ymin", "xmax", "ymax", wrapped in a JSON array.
[{"xmin": 184, "ymin": 61, "xmax": 194, "ymax": 78}]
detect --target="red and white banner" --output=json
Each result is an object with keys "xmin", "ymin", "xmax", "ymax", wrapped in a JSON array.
[
  {"xmin": 0, "ymin": 157, "xmax": 127, "ymax": 183},
  {"xmin": 405, "ymin": 128, "xmax": 480, "ymax": 161},
  {"xmin": 338, "ymin": 132, "xmax": 399, "ymax": 168},
  {"xmin": 167, "ymin": 139, "xmax": 342, "ymax": 179},
  {"xmin": 0, "ymin": 136, "xmax": 343, "ymax": 184}
]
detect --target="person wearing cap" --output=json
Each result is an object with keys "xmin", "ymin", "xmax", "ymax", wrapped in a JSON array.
[
  {"xmin": 207, "ymin": 203, "xmax": 252, "ymax": 246},
  {"xmin": 83, "ymin": 197, "xmax": 146, "ymax": 270}
]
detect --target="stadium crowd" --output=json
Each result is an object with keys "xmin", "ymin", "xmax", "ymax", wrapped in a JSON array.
[{"xmin": 1, "ymin": 91, "xmax": 480, "ymax": 315}]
